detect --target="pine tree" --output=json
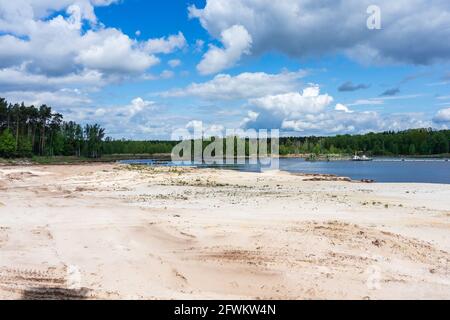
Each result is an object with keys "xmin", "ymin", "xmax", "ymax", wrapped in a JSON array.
[{"xmin": 0, "ymin": 129, "xmax": 16, "ymax": 157}]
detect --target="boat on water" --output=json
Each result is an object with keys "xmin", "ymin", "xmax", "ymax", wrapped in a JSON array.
[{"xmin": 352, "ymin": 154, "xmax": 373, "ymax": 162}]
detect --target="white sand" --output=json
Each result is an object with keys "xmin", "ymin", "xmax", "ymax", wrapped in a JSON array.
[{"xmin": 0, "ymin": 164, "xmax": 449, "ymax": 300}]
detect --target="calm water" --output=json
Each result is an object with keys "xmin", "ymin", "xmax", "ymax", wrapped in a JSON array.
[
  {"xmin": 278, "ymin": 158, "xmax": 450, "ymax": 184},
  {"xmin": 120, "ymin": 158, "xmax": 450, "ymax": 184}
]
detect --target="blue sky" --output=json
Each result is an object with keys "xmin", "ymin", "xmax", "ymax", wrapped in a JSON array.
[{"xmin": 0, "ymin": 0, "xmax": 450, "ymax": 139}]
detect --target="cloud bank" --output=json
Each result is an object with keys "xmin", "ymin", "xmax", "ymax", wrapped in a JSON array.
[
  {"xmin": 0, "ymin": 0, "xmax": 186, "ymax": 107},
  {"xmin": 190, "ymin": 0, "xmax": 450, "ymax": 74}
]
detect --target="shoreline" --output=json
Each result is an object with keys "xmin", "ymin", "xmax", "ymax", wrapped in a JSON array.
[
  {"xmin": 1, "ymin": 163, "xmax": 449, "ymax": 300},
  {"xmin": 1, "ymin": 152, "xmax": 449, "ymax": 166},
  {"xmin": 2, "ymin": 159, "xmax": 450, "ymax": 186}
]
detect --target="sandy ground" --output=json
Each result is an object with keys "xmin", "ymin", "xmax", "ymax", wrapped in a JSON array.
[{"xmin": 0, "ymin": 163, "xmax": 449, "ymax": 300}]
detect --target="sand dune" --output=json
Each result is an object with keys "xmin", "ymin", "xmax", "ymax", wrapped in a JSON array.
[{"xmin": 0, "ymin": 164, "xmax": 449, "ymax": 300}]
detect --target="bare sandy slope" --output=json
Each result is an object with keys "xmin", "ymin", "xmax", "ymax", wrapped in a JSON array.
[{"xmin": 0, "ymin": 164, "xmax": 449, "ymax": 300}]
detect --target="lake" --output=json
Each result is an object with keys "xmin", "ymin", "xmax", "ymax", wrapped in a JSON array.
[
  {"xmin": 278, "ymin": 158, "xmax": 450, "ymax": 184},
  {"xmin": 120, "ymin": 158, "xmax": 450, "ymax": 184}
]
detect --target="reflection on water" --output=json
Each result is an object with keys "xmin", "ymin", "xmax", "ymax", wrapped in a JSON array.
[{"xmin": 120, "ymin": 158, "xmax": 450, "ymax": 184}]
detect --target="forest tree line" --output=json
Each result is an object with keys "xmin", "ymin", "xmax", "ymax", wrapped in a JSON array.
[
  {"xmin": 0, "ymin": 98, "xmax": 105, "ymax": 158},
  {"xmin": 102, "ymin": 139, "xmax": 178, "ymax": 155},
  {"xmin": 279, "ymin": 128, "xmax": 450, "ymax": 156},
  {"xmin": 108, "ymin": 129, "xmax": 450, "ymax": 157},
  {"xmin": 1, "ymin": 97, "xmax": 449, "ymax": 159}
]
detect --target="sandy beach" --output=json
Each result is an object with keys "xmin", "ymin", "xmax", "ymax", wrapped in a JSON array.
[{"xmin": 0, "ymin": 163, "xmax": 449, "ymax": 300}]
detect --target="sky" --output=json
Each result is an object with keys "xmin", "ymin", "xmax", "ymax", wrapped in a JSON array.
[{"xmin": 1, "ymin": 0, "xmax": 450, "ymax": 139}]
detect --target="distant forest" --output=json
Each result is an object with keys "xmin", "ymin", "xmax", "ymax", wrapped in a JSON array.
[
  {"xmin": 1, "ymin": 97, "xmax": 449, "ymax": 159},
  {"xmin": 279, "ymin": 128, "xmax": 450, "ymax": 156},
  {"xmin": 101, "ymin": 128, "xmax": 450, "ymax": 157}
]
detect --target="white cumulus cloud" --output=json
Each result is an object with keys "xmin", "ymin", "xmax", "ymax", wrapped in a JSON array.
[
  {"xmin": 0, "ymin": 1, "xmax": 187, "ymax": 109},
  {"xmin": 144, "ymin": 32, "xmax": 187, "ymax": 54},
  {"xmin": 434, "ymin": 108, "xmax": 450, "ymax": 123},
  {"xmin": 197, "ymin": 25, "xmax": 252, "ymax": 75},
  {"xmin": 75, "ymin": 29, "xmax": 160, "ymax": 74},
  {"xmin": 190, "ymin": 0, "xmax": 450, "ymax": 68},
  {"xmin": 335, "ymin": 103, "xmax": 353, "ymax": 113},
  {"xmin": 248, "ymin": 86, "xmax": 333, "ymax": 117},
  {"xmin": 162, "ymin": 69, "xmax": 307, "ymax": 100}
]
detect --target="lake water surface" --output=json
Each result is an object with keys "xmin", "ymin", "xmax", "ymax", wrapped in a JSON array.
[
  {"xmin": 279, "ymin": 158, "xmax": 450, "ymax": 184},
  {"xmin": 121, "ymin": 158, "xmax": 450, "ymax": 184}
]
